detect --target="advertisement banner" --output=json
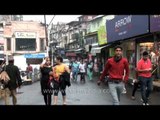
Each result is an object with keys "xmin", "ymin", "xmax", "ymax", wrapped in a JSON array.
[
  {"xmin": 106, "ymin": 15, "xmax": 149, "ymax": 43},
  {"xmin": 150, "ymin": 15, "xmax": 160, "ymax": 32},
  {"xmin": 98, "ymin": 25, "xmax": 107, "ymax": 45},
  {"xmin": 109, "ymin": 48, "xmax": 114, "ymax": 57}
]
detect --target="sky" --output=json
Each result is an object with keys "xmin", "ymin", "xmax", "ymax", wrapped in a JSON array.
[{"xmin": 23, "ymin": 15, "xmax": 81, "ymax": 25}]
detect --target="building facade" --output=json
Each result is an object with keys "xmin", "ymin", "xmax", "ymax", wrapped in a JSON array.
[{"xmin": 3, "ymin": 21, "xmax": 46, "ymax": 55}]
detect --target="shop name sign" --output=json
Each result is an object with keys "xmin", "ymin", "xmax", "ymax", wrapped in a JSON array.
[
  {"xmin": 115, "ymin": 15, "xmax": 132, "ymax": 36},
  {"xmin": 115, "ymin": 15, "xmax": 132, "ymax": 30},
  {"xmin": 15, "ymin": 32, "xmax": 36, "ymax": 38},
  {"xmin": 24, "ymin": 54, "xmax": 45, "ymax": 58},
  {"xmin": 106, "ymin": 15, "xmax": 149, "ymax": 43},
  {"xmin": 150, "ymin": 15, "xmax": 160, "ymax": 32}
]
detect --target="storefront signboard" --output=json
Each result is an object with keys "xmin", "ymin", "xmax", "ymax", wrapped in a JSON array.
[
  {"xmin": 106, "ymin": 15, "xmax": 149, "ymax": 43},
  {"xmin": 150, "ymin": 15, "xmax": 160, "ymax": 32}
]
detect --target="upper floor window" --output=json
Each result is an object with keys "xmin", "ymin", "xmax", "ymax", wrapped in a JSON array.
[
  {"xmin": 7, "ymin": 38, "xmax": 11, "ymax": 50},
  {"xmin": 40, "ymin": 38, "xmax": 45, "ymax": 51}
]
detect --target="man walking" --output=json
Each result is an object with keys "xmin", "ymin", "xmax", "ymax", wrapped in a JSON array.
[
  {"xmin": 79, "ymin": 60, "xmax": 86, "ymax": 82},
  {"xmin": 26, "ymin": 63, "xmax": 33, "ymax": 81},
  {"xmin": 5, "ymin": 56, "xmax": 22, "ymax": 105},
  {"xmin": 136, "ymin": 51, "xmax": 152, "ymax": 105},
  {"xmin": 72, "ymin": 60, "xmax": 79, "ymax": 82},
  {"xmin": 97, "ymin": 46, "xmax": 129, "ymax": 105}
]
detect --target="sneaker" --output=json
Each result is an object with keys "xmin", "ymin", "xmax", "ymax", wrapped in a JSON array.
[
  {"xmin": 146, "ymin": 103, "xmax": 149, "ymax": 105},
  {"xmin": 142, "ymin": 103, "xmax": 146, "ymax": 105},
  {"xmin": 122, "ymin": 89, "xmax": 127, "ymax": 94},
  {"xmin": 131, "ymin": 96, "xmax": 135, "ymax": 100},
  {"xmin": 63, "ymin": 103, "xmax": 67, "ymax": 105}
]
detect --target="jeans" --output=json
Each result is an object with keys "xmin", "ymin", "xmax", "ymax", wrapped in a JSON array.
[
  {"xmin": 80, "ymin": 72, "xmax": 85, "ymax": 81},
  {"xmin": 72, "ymin": 71, "xmax": 78, "ymax": 81},
  {"xmin": 138, "ymin": 76, "xmax": 153, "ymax": 103},
  {"xmin": 108, "ymin": 81, "xmax": 124, "ymax": 105},
  {"xmin": 132, "ymin": 81, "xmax": 141, "ymax": 97},
  {"xmin": 27, "ymin": 72, "xmax": 32, "ymax": 80}
]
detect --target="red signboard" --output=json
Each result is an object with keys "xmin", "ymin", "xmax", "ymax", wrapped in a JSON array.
[{"xmin": 66, "ymin": 52, "xmax": 76, "ymax": 57}]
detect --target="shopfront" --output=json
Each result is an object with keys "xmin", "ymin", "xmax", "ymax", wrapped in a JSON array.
[
  {"xmin": 121, "ymin": 40, "xmax": 136, "ymax": 79},
  {"xmin": 106, "ymin": 15, "xmax": 149, "ymax": 43},
  {"xmin": 135, "ymin": 34, "xmax": 160, "ymax": 81},
  {"xmin": 106, "ymin": 15, "xmax": 149, "ymax": 80},
  {"xmin": 134, "ymin": 15, "xmax": 160, "ymax": 81},
  {"xmin": 85, "ymin": 33, "xmax": 98, "ymax": 63},
  {"xmin": 136, "ymin": 35, "xmax": 154, "ymax": 61},
  {"xmin": 15, "ymin": 32, "xmax": 37, "ymax": 51},
  {"xmin": 129, "ymin": 16, "xmax": 160, "ymax": 80}
]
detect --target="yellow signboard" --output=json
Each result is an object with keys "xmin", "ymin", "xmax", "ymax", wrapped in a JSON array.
[{"xmin": 98, "ymin": 25, "xmax": 107, "ymax": 45}]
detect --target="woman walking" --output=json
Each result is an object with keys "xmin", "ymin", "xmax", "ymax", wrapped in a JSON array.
[{"xmin": 40, "ymin": 57, "xmax": 53, "ymax": 105}]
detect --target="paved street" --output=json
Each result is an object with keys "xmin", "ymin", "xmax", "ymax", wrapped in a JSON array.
[{"xmin": 0, "ymin": 76, "xmax": 160, "ymax": 105}]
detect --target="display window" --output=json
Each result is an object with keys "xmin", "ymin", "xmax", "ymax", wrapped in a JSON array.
[
  {"xmin": 138, "ymin": 42, "xmax": 160, "ymax": 80},
  {"xmin": 139, "ymin": 42, "xmax": 154, "ymax": 60},
  {"xmin": 122, "ymin": 41, "xmax": 136, "ymax": 79}
]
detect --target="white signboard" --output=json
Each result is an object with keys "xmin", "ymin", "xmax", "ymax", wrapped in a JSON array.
[{"xmin": 15, "ymin": 32, "xmax": 36, "ymax": 38}]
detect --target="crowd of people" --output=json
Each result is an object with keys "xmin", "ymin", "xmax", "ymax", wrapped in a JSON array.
[
  {"xmin": 98, "ymin": 46, "xmax": 153, "ymax": 105},
  {"xmin": 0, "ymin": 45, "xmax": 156, "ymax": 105},
  {"xmin": 39, "ymin": 46, "xmax": 154, "ymax": 105}
]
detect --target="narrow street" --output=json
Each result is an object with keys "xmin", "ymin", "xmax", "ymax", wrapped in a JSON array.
[{"xmin": 1, "ymin": 76, "xmax": 160, "ymax": 105}]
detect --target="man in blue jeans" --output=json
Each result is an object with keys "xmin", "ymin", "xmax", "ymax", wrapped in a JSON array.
[
  {"xmin": 137, "ymin": 51, "xmax": 152, "ymax": 105},
  {"xmin": 71, "ymin": 60, "xmax": 79, "ymax": 82},
  {"xmin": 97, "ymin": 46, "xmax": 129, "ymax": 105}
]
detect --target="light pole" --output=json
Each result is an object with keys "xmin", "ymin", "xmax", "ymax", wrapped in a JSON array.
[
  {"xmin": 44, "ymin": 15, "xmax": 49, "ymax": 57},
  {"xmin": 44, "ymin": 15, "xmax": 56, "ymax": 58},
  {"xmin": 44, "ymin": 15, "xmax": 48, "ymax": 47}
]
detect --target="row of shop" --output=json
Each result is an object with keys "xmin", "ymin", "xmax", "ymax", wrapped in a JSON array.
[
  {"xmin": 92, "ymin": 33, "xmax": 160, "ymax": 80},
  {"xmin": 89, "ymin": 15, "xmax": 160, "ymax": 80},
  {"xmin": 64, "ymin": 15, "xmax": 160, "ymax": 81}
]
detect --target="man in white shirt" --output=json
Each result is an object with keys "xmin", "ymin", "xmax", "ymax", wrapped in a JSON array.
[{"xmin": 79, "ymin": 60, "xmax": 86, "ymax": 82}]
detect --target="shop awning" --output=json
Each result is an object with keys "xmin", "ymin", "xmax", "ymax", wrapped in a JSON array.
[
  {"xmin": 66, "ymin": 48, "xmax": 83, "ymax": 54},
  {"xmin": 74, "ymin": 48, "xmax": 84, "ymax": 53},
  {"xmin": 91, "ymin": 44, "xmax": 109, "ymax": 54},
  {"xmin": 74, "ymin": 48, "xmax": 83, "ymax": 52}
]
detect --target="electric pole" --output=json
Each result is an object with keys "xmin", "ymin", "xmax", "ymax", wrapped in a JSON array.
[{"xmin": 44, "ymin": 15, "xmax": 48, "ymax": 47}]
